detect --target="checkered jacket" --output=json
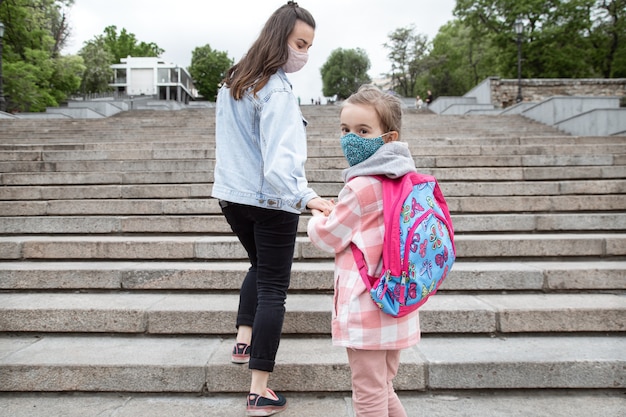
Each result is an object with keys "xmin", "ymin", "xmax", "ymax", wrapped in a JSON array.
[{"xmin": 307, "ymin": 175, "xmax": 421, "ymax": 350}]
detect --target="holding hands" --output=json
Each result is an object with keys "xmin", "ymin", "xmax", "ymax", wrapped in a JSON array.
[{"xmin": 308, "ymin": 197, "xmax": 335, "ymax": 217}]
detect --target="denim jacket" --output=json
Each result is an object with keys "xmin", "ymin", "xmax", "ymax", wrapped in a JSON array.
[{"xmin": 211, "ymin": 69, "xmax": 318, "ymax": 214}]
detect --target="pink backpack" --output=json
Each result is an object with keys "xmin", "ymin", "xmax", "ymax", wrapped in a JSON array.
[{"xmin": 351, "ymin": 172, "xmax": 456, "ymax": 317}]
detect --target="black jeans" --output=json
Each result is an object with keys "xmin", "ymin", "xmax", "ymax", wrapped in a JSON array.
[{"xmin": 220, "ymin": 201, "xmax": 299, "ymax": 372}]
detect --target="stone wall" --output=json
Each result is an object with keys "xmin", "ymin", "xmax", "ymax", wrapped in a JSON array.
[{"xmin": 489, "ymin": 78, "xmax": 626, "ymax": 108}]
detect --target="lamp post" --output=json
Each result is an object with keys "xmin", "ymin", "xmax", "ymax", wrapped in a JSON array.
[
  {"xmin": 0, "ymin": 21, "xmax": 5, "ymax": 112},
  {"xmin": 514, "ymin": 18, "xmax": 524, "ymax": 103}
]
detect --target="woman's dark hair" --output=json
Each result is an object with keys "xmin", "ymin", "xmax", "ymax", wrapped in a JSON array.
[{"xmin": 224, "ymin": 1, "xmax": 315, "ymax": 99}]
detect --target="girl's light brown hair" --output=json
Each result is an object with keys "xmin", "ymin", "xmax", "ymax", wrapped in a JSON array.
[
  {"xmin": 342, "ymin": 84, "xmax": 403, "ymax": 138},
  {"xmin": 223, "ymin": 1, "xmax": 315, "ymax": 100}
]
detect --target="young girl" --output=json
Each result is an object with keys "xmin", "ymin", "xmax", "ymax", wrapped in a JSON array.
[
  {"xmin": 307, "ymin": 85, "xmax": 420, "ymax": 417},
  {"xmin": 212, "ymin": 2, "xmax": 334, "ymax": 415}
]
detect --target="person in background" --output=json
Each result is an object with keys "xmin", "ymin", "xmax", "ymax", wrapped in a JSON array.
[
  {"xmin": 212, "ymin": 2, "xmax": 334, "ymax": 415},
  {"xmin": 425, "ymin": 90, "xmax": 433, "ymax": 106},
  {"xmin": 415, "ymin": 95, "xmax": 423, "ymax": 109},
  {"xmin": 307, "ymin": 84, "xmax": 420, "ymax": 417}
]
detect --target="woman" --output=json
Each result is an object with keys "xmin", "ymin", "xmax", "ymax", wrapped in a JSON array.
[{"xmin": 211, "ymin": 2, "xmax": 334, "ymax": 415}]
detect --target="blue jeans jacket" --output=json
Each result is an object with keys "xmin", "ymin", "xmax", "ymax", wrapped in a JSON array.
[{"xmin": 211, "ymin": 69, "xmax": 318, "ymax": 214}]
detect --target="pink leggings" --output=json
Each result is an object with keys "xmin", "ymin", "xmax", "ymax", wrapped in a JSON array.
[{"xmin": 346, "ymin": 348, "xmax": 407, "ymax": 417}]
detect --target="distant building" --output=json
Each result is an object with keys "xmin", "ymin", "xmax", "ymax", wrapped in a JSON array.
[{"xmin": 110, "ymin": 57, "xmax": 198, "ymax": 103}]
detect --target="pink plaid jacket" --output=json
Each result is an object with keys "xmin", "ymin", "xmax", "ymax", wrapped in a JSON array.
[{"xmin": 307, "ymin": 175, "xmax": 420, "ymax": 350}]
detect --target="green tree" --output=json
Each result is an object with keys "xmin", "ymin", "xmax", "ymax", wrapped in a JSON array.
[
  {"xmin": 78, "ymin": 36, "xmax": 114, "ymax": 94},
  {"xmin": 423, "ymin": 21, "xmax": 498, "ymax": 96},
  {"xmin": 50, "ymin": 53, "xmax": 84, "ymax": 102},
  {"xmin": 452, "ymin": 0, "xmax": 626, "ymax": 79},
  {"xmin": 4, "ymin": 48, "xmax": 56, "ymax": 111},
  {"xmin": 188, "ymin": 44, "xmax": 232, "ymax": 101},
  {"xmin": 1, "ymin": 0, "xmax": 79, "ymax": 112},
  {"xmin": 320, "ymin": 48, "xmax": 371, "ymax": 100},
  {"xmin": 102, "ymin": 25, "xmax": 164, "ymax": 64},
  {"xmin": 383, "ymin": 25, "xmax": 431, "ymax": 97},
  {"xmin": 1, "ymin": 0, "xmax": 73, "ymax": 60},
  {"xmin": 590, "ymin": 0, "xmax": 626, "ymax": 77}
]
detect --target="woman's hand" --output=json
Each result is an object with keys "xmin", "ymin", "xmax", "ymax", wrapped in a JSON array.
[{"xmin": 307, "ymin": 197, "xmax": 335, "ymax": 216}]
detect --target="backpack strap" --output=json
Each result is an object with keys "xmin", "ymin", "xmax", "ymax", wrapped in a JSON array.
[
  {"xmin": 350, "ymin": 174, "xmax": 407, "ymax": 289},
  {"xmin": 351, "ymin": 242, "xmax": 374, "ymax": 290},
  {"xmin": 378, "ymin": 174, "xmax": 415, "ymax": 274}
]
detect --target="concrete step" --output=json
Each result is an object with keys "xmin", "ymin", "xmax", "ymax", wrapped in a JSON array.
[
  {"xmin": 308, "ymin": 166, "xmax": 626, "ymax": 182},
  {"xmin": 0, "ymin": 159, "xmax": 214, "ymax": 173},
  {"xmin": 1, "ymin": 293, "xmax": 624, "ymax": 334},
  {"xmin": 0, "ymin": 212, "xmax": 624, "ymax": 234},
  {"xmin": 1, "ymin": 390, "xmax": 624, "ymax": 417},
  {"xmin": 1, "ymin": 234, "xmax": 623, "ymax": 261},
  {"xmin": 1, "ymin": 179, "xmax": 623, "ymax": 200},
  {"xmin": 2, "ymin": 141, "xmax": 623, "ymax": 158},
  {"xmin": 309, "ymin": 153, "xmax": 625, "ymax": 169},
  {"xmin": 1, "ymin": 261, "xmax": 624, "ymax": 292},
  {"xmin": 0, "ymin": 335, "xmax": 623, "ymax": 392},
  {"xmin": 0, "ymin": 194, "xmax": 624, "ymax": 215},
  {"xmin": 2, "ymin": 152, "xmax": 623, "ymax": 173},
  {"xmin": 3, "ymin": 133, "xmax": 618, "ymax": 152},
  {"xmin": 2, "ymin": 165, "xmax": 624, "ymax": 185}
]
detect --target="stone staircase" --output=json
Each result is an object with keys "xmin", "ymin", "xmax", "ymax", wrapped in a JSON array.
[{"xmin": 0, "ymin": 106, "xmax": 625, "ymax": 416}]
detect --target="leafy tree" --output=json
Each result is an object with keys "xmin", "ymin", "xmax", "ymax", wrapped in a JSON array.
[
  {"xmin": 78, "ymin": 36, "xmax": 113, "ymax": 94},
  {"xmin": 320, "ymin": 48, "xmax": 371, "ymax": 100},
  {"xmin": 188, "ymin": 44, "xmax": 232, "ymax": 101},
  {"xmin": 4, "ymin": 48, "xmax": 56, "ymax": 111},
  {"xmin": 101, "ymin": 25, "xmax": 163, "ymax": 64},
  {"xmin": 452, "ymin": 0, "xmax": 626, "ymax": 79},
  {"xmin": 590, "ymin": 0, "xmax": 626, "ymax": 77},
  {"xmin": 423, "ymin": 20, "xmax": 499, "ymax": 96},
  {"xmin": 1, "ymin": 0, "xmax": 79, "ymax": 112},
  {"xmin": 1, "ymin": 0, "xmax": 73, "ymax": 60},
  {"xmin": 383, "ymin": 25, "xmax": 431, "ymax": 97},
  {"xmin": 49, "ymin": 53, "xmax": 84, "ymax": 102}
]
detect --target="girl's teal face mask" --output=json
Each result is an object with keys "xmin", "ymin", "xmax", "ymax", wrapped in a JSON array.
[{"xmin": 340, "ymin": 132, "xmax": 389, "ymax": 166}]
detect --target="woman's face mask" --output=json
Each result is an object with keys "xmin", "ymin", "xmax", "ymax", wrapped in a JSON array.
[
  {"xmin": 340, "ymin": 132, "xmax": 389, "ymax": 166},
  {"xmin": 283, "ymin": 45, "xmax": 309, "ymax": 73}
]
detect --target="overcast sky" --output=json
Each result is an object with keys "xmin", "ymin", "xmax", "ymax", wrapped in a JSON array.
[{"xmin": 63, "ymin": 0, "xmax": 457, "ymax": 103}]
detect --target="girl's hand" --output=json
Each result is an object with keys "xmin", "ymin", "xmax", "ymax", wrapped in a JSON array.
[{"xmin": 307, "ymin": 197, "xmax": 335, "ymax": 216}]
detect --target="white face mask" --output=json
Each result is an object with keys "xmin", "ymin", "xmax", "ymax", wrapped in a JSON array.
[{"xmin": 283, "ymin": 45, "xmax": 309, "ymax": 73}]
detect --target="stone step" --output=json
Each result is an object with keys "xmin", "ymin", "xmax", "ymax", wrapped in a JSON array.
[
  {"xmin": 1, "ymin": 260, "xmax": 624, "ymax": 292},
  {"xmin": 2, "ymin": 140, "xmax": 622, "ymax": 165},
  {"xmin": 1, "ymin": 179, "xmax": 623, "ymax": 200},
  {"xmin": 1, "ymin": 390, "xmax": 624, "ymax": 417},
  {"xmin": 0, "ymin": 159, "xmax": 214, "ymax": 173},
  {"xmin": 310, "ymin": 153, "xmax": 625, "ymax": 169},
  {"xmin": 0, "ymin": 212, "xmax": 624, "ymax": 234},
  {"xmin": 2, "ymin": 165, "xmax": 624, "ymax": 185},
  {"xmin": 1, "ymin": 152, "xmax": 623, "ymax": 172},
  {"xmin": 1, "ymin": 234, "xmax": 623, "ymax": 261},
  {"xmin": 1, "ymin": 293, "xmax": 624, "ymax": 334},
  {"xmin": 0, "ymin": 335, "xmax": 623, "ymax": 392},
  {"xmin": 2, "ymin": 195, "xmax": 624, "ymax": 216},
  {"xmin": 2, "ymin": 140, "xmax": 624, "ymax": 157},
  {"xmin": 309, "ymin": 166, "xmax": 626, "ymax": 182}
]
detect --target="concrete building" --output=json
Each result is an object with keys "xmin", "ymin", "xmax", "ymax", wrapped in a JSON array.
[{"xmin": 110, "ymin": 57, "xmax": 197, "ymax": 103}]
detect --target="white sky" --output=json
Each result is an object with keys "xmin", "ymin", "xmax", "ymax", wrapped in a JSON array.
[{"xmin": 63, "ymin": 0, "xmax": 457, "ymax": 103}]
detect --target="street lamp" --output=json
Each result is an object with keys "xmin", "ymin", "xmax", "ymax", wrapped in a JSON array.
[
  {"xmin": 514, "ymin": 18, "xmax": 524, "ymax": 103},
  {"xmin": 0, "ymin": 21, "xmax": 5, "ymax": 112}
]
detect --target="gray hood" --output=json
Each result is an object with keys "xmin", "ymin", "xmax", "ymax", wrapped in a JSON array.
[{"xmin": 342, "ymin": 141, "xmax": 417, "ymax": 183}]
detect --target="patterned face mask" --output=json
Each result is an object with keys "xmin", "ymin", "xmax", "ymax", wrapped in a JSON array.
[
  {"xmin": 283, "ymin": 45, "xmax": 309, "ymax": 73},
  {"xmin": 340, "ymin": 132, "xmax": 389, "ymax": 166}
]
